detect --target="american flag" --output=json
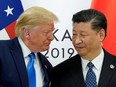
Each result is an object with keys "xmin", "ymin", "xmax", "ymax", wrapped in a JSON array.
[{"xmin": 0, "ymin": 0, "xmax": 24, "ymax": 39}]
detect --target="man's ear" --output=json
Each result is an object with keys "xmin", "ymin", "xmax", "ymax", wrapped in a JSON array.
[
  {"xmin": 99, "ymin": 29, "xmax": 105, "ymax": 41},
  {"xmin": 23, "ymin": 28, "xmax": 30, "ymax": 39}
]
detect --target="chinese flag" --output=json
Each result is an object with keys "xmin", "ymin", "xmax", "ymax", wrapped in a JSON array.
[{"xmin": 91, "ymin": 0, "xmax": 116, "ymax": 56}]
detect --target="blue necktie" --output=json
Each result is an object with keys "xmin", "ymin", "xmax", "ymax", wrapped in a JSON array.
[
  {"xmin": 27, "ymin": 52, "xmax": 36, "ymax": 87},
  {"xmin": 86, "ymin": 62, "xmax": 97, "ymax": 87}
]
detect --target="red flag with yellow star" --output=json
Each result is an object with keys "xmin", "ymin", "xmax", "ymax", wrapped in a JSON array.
[{"xmin": 91, "ymin": 0, "xmax": 116, "ymax": 56}]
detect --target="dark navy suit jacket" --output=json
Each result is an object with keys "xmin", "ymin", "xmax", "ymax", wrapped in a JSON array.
[
  {"xmin": 0, "ymin": 37, "xmax": 52, "ymax": 87},
  {"xmin": 51, "ymin": 49, "xmax": 116, "ymax": 87}
]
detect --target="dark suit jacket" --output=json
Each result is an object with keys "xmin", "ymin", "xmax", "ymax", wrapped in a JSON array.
[
  {"xmin": 0, "ymin": 37, "xmax": 52, "ymax": 87},
  {"xmin": 51, "ymin": 49, "xmax": 116, "ymax": 87}
]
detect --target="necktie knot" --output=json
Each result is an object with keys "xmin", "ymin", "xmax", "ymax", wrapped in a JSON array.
[
  {"xmin": 28, "ymin": 52, "xmax": 35, "ymax": 60},
  {"xmin": 87, "ymin": 62, "xmax": 94, "ymax": 69}
]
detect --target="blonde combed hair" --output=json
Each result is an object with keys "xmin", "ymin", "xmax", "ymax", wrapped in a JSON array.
[{"xmin": 15, "ymin": 6, "xmax": 58, "ymax": 36}]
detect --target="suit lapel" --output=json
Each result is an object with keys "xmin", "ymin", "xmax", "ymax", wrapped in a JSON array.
[
  {"xmin": 70, "ymin": 55, "xmax": 86, "ymax": 87},
  {"xmin": 37, "ymin": 53, "xmax": 50, "ymax": 87},
  {"xmin": 10, "ymin": 38, "xmax": 28, "ymax": 87},
  {"xmin": 98, "ymin": 50, "xmax": 116, "ymax": 87}
]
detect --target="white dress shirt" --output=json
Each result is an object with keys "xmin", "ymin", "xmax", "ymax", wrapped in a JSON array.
[
  {"xmin": 18, "ymin": 37, "xmax": 44, "ymax": 87},
  {"xmin": 81, "ymin": 49, "xmax": 104, "ymax": 85}
]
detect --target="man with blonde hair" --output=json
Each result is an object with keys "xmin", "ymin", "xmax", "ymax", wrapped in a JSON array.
[{"xmin": 0, "ymin": 6, "xmax": 58, "ymax": 87}]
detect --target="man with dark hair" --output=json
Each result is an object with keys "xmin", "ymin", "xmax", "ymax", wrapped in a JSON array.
[{"xmin": 50, "ymin": 9, "xmax": 116, "ymax": 87}]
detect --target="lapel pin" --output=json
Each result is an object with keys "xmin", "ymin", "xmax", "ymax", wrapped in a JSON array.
[
  {"xmin": 110, "ymin": 64, "xmax": 115, "ymax": 69},
  {"xmin": 45, "ymin": 65, "xmax": 48, "ymax": 69}
]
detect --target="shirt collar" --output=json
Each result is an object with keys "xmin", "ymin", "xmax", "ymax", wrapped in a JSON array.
[
  {"xmin": 81, "ymin": 49, "xmax": 104, "ymax": 71},
  {"xmin": 18, "ymin": 37, "xmax": 31, "ymax": 58}
]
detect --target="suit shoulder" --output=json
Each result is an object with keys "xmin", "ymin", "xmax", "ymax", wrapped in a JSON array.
[
  {"xmin": 53, "ymin": 54, "xmax": 81, "ymax": 71},
  {"xmin": 38, "ymin": 53, "xmax": 53, "ymax": 68},
  {"xmin": 0, "ymin": 39, "xmax": 11, "ymax": 51},
  {"xmin": 104, "ymin": 49, "xmax": 116, "ymax": 59},
  {"xmin": 0, "ymin": 40, "xmax": 9, "ymax": 45}
]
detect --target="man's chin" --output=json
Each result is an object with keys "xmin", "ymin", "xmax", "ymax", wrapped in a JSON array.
[
  {"xmin": 44, "ymin": 46, "xmax": 50, "ymax": 51},
  {"xmin": 77, "ymin": 50, "xmax": 85, "ymax": 56}
]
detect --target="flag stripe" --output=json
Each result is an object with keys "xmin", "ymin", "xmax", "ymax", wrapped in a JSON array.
[
  {"xmin": 5, "ymin": 21, "xmax": 16, "ymax": 39},
  {"xmin": 0, "ymin": 0, "xmax": 24, "ymax": 39},
  {"xmin": 0, "ymin": 29, "xmax": 10, "ymax": 40}
]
